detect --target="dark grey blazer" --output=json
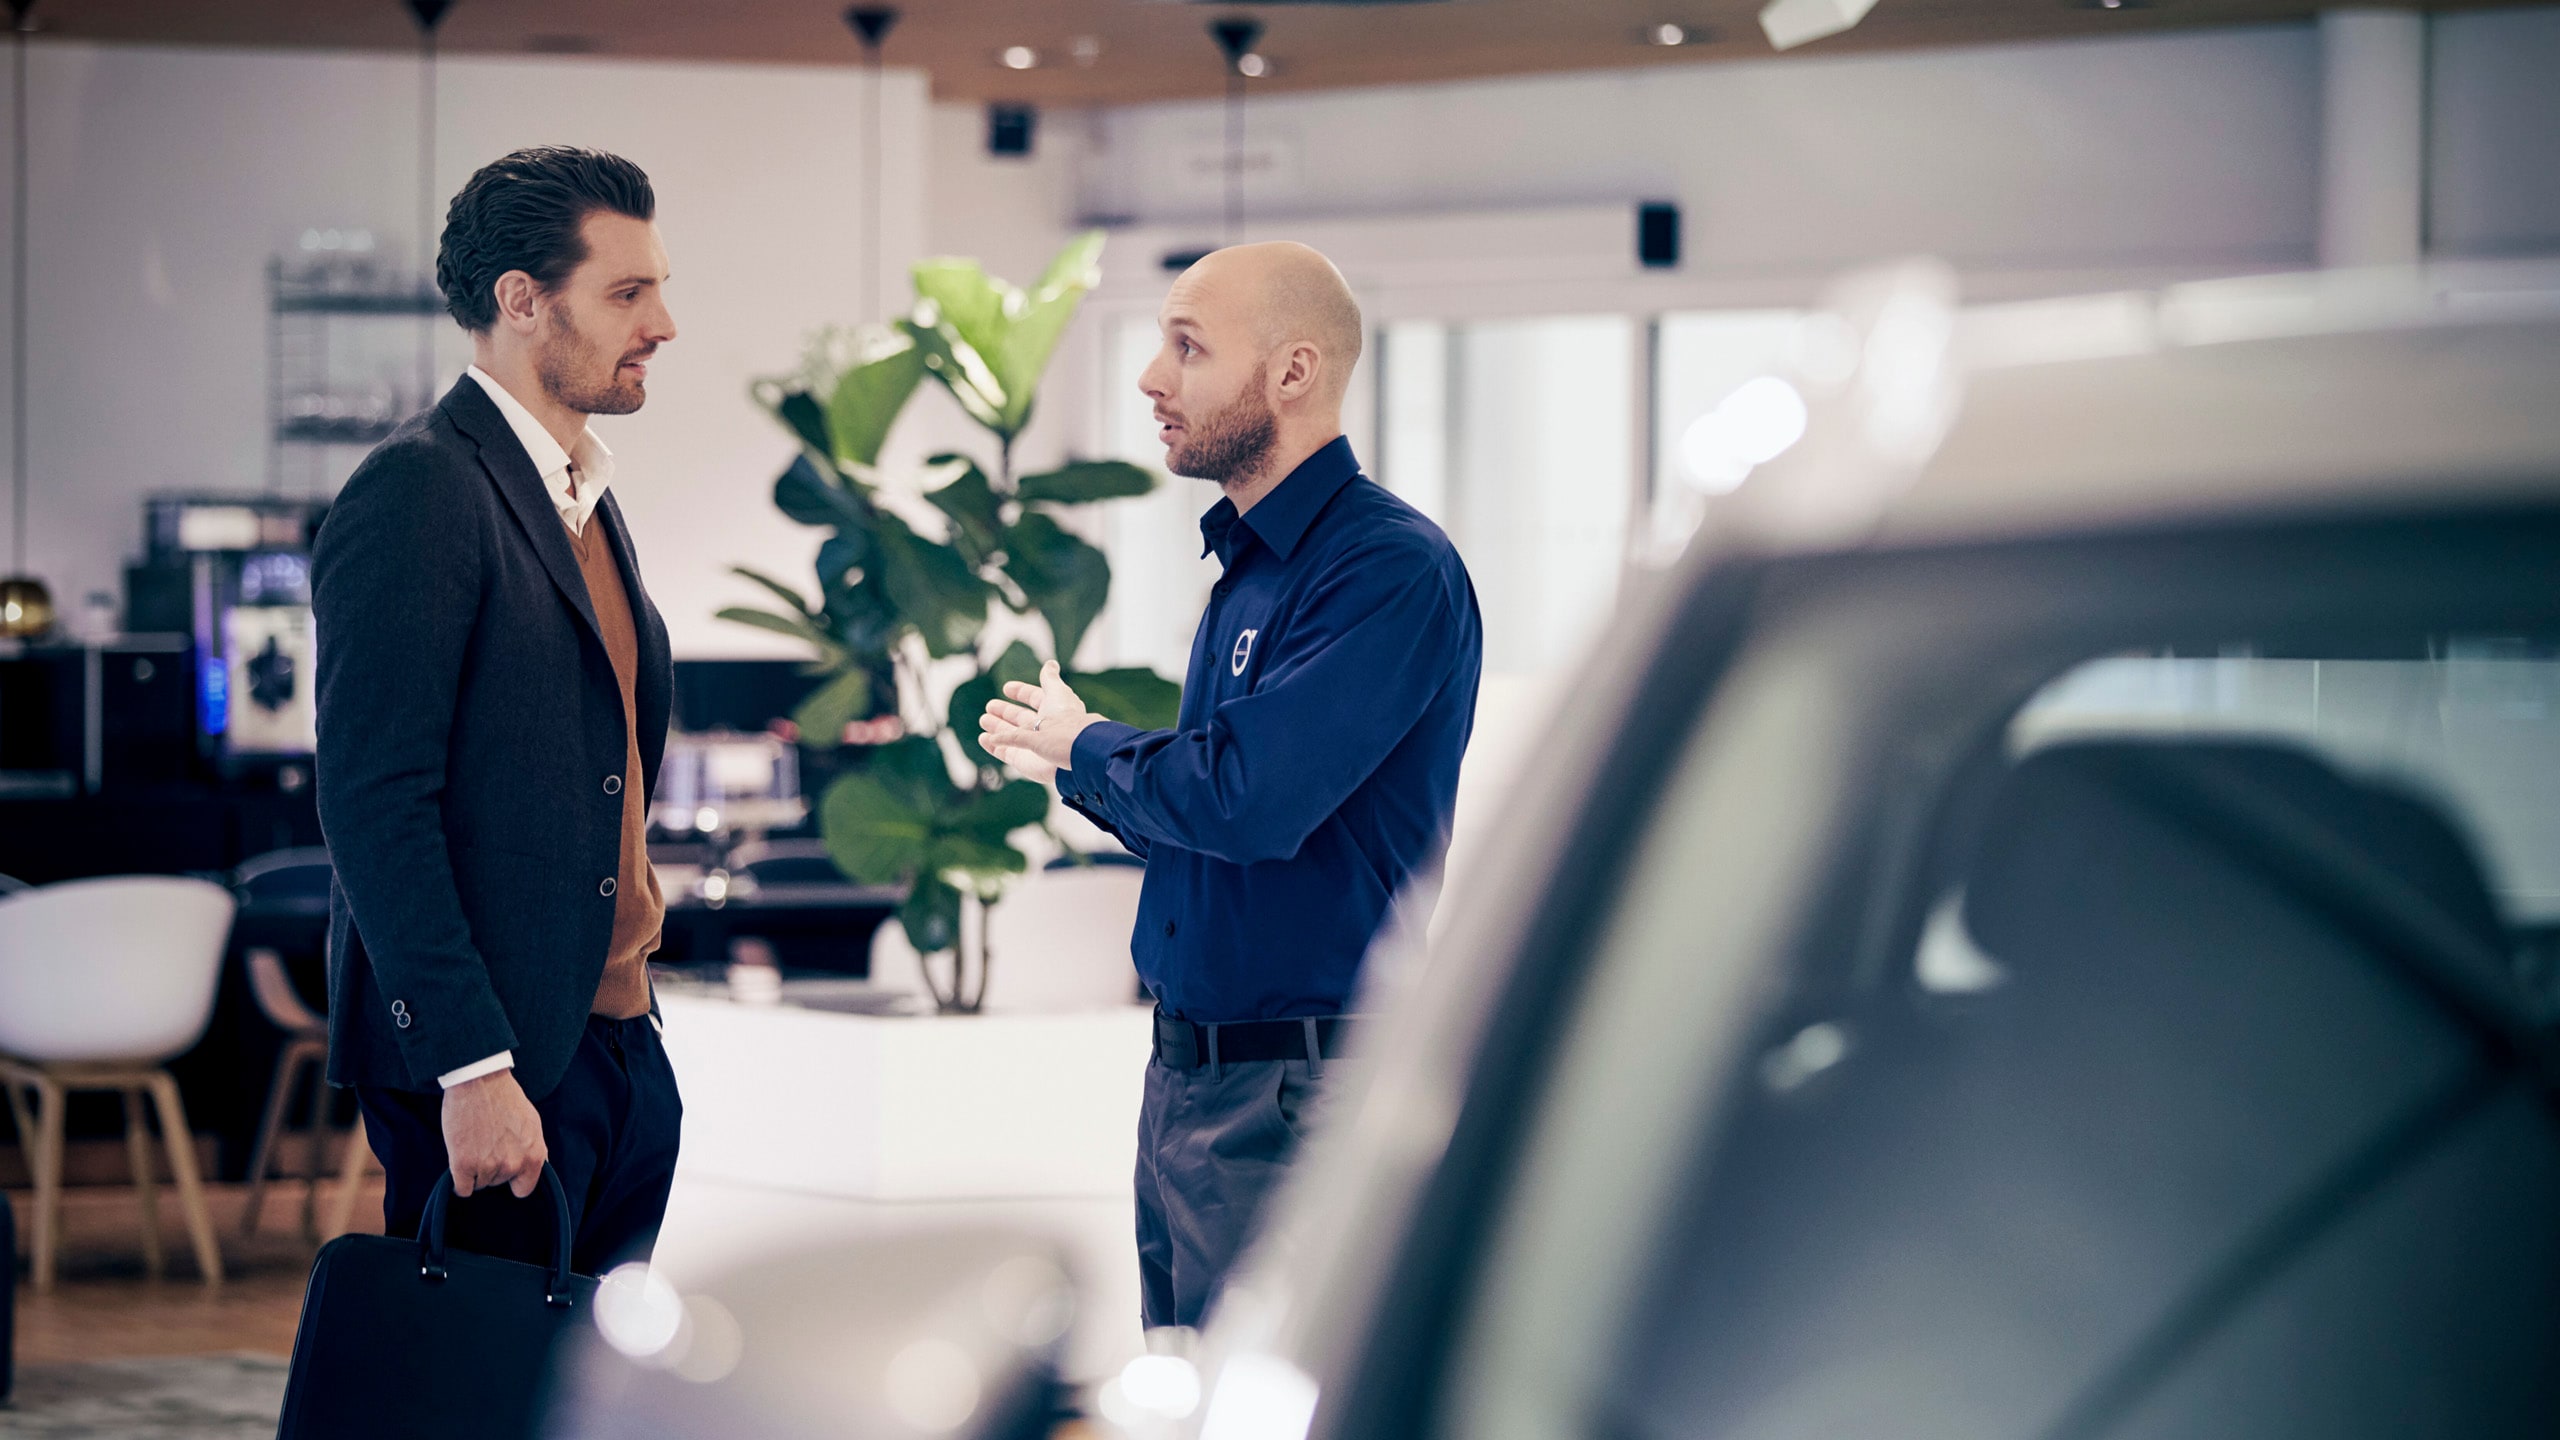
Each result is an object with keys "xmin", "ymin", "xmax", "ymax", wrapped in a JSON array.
[{"xmin": 314, "ymin": 377, "xmax": 673, "ymax": 1100}]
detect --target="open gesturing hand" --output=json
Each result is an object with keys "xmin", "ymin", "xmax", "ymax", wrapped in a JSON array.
[{"xmin": 979, "ymin": 661, "xmax": 1098, "ymax": 785}]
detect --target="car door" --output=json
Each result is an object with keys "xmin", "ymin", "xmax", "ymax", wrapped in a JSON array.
[{"xmin": 1406, "ymin": 506, "xmax": 2560, "ymax": 1440}]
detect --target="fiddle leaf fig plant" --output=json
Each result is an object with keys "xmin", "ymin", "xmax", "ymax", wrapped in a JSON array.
[{"xmin": 725, "ymin": 231, "xmax": 1181, "ymax": 1012}]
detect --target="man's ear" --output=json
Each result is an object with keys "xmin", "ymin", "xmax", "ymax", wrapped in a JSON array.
[
  {"xmin": 1274, "ymin": 340, "xmax": 1322, "ymax": 403},
  {"xmin": 491, "ymin": 270, "xmax": 542, "ymax": 335}
]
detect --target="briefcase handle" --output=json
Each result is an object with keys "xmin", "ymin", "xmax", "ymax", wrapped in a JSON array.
[{"xmin": 416, "ymin": 1163, "xmax": 580, "ymax": 1309}]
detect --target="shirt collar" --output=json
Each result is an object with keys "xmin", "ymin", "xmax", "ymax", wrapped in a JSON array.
[
  {"xmin": 465, "ymin": 365, "xmax": 614, "ymax": 535},
  {"xmin": 1197, "ymin": 435, "xmax": 1362, "ymax": 564}
]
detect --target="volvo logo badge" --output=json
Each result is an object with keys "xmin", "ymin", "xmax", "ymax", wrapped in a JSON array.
[{"xmin": 1232, "ymin": 629, "xmax": 1259, "ymax": 677}]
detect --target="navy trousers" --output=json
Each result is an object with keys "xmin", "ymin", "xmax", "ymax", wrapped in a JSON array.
[
  {"xmin": 1134, "ymin": 1056, "xmax": 1333, "ymax": 1329},
  {"xmin": 357, "ymin": 1013, "xmax": 681, "ymax": 1278}
]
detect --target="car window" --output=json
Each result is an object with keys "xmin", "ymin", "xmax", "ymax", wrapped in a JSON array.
[
  {"xmin": 1594, "ymin": 633, "xmax": 2560, "ymax": 1440},
  {"xmin": 2016, "ymin": 642, "xmax": 2560, "ymax": 927}
]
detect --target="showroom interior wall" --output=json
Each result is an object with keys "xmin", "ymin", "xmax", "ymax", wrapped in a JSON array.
[
  {"xmin": 0, "ymin": 41, "xmax": 944, "ymax": 657},
  {"xmin": 5, "ymin": 13, "xmax": 2553, "ymax": 668},
  {"xmin": 1079, "ymin": 11, "xmax": 2560, "ymax": 274}
]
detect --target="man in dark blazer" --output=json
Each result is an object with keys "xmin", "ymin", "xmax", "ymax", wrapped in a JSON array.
[{"xmin": 314, "ymin": 146, "xmax": 681, "ymax": 1273}]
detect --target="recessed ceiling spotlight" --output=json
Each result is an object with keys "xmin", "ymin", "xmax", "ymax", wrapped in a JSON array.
[
  {"xmin": 1759, "ymin": 0, "xmax": 1881, "ymax": 50},
  {"xmin": 1651, "ymin": 22, "xmax": 1689, "ymax": 45},
  {"xmin": 1071, "ymin": 34, "xmax": 1104, "ymax": 66},
  {"xmin": 1000, "ymin": 44, "xmax": 1038, "ymax": 70},
  {"xmin": 2072, "ymin": 0, "xmax": 2150, "ymax": 9},
  {"xmin": 1236, "ymin": 51, "xmax": 1270, "ymax": 77}
]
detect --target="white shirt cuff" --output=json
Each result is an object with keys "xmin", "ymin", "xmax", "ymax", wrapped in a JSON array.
[{"xmin": 437, "ymin": 1051, "xmax": 515, "ymax": 1089}]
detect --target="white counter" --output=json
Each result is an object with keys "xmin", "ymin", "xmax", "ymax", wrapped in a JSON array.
[{"xmin": 648, "ymin": 991, "xmax": 1156, "ymax": 1379}]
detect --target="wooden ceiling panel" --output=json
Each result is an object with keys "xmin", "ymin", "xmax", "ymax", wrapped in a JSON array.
[{"xmin": 15, "ymin": 1, "xmax": 2530, "ymax": 106}]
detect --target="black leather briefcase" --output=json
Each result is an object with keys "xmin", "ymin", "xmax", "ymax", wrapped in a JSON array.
[{"xmin": 277, "ymin": 1165, "xmax": 600, "ymax": 1440}]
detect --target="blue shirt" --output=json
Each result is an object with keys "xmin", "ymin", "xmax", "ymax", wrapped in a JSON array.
[{"xmin": 1059, "ymin": 437, "xmax": 1483, "ymax": 1022}]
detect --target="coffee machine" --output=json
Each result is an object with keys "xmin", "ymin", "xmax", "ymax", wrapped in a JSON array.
[{"xmin": 124, "ymin": 494, "xmax": 328, "ymax": 771}]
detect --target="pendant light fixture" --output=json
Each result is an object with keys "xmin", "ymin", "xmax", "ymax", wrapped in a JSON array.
[
  {"xmin": 846, "ymin": 7, "xmax": 900, "ymax": 322},
  {"xmin": 407, "ymin": 0, "xmax": 456, "ymax": 411},
  {"xmin": 1208, "ymin": 17, "xmax": 1264, "ymax": 243},
  {"xmin": 2, "ymin": 0, "xmax": 52, "ymax": 639}
]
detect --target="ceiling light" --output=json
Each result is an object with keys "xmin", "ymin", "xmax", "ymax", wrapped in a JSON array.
[
  {"xmin": 1000, "ymin": 44, "xmax": 1038, "ymax": 69},
  {"xmin": 1758, "ymin": 0, "xmax": 1881, "ymax": 51},
  {"xmin": 1071, "ymin": 34, "xmax": 1103, "ymax": 65},
  {"xmin": 1651, "ymin": 22, "xmax": 1689, "ymax": 46},
  {"xmin": 1236, "ymin": 52, "xmax": 1269, "ymax": 77}
]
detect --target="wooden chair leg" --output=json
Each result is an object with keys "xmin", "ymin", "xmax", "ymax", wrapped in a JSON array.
[
  {"xmin": 322, "ymin": 1111, "xmax": 374, "ymax": 1240},
  {"xmin": 27, "ymin": 1074, "xmax": 65, "ymax": 1293},
  {"xmin": 299, "ymin": 1059, "xmax": 331, "ymax": 1239},
  {"xmin": 143, "ymin": 1072, "xmax": 223, "ymax": 1286},
  {"xmin": 2, "ymin": 1076, "xmax": 41, "ymax": 1283},
  {"xmin": 239, "ymin": 1045, "xmax": 306, "ymax": 1239},
  {"xmin": 122, "ymin": 1087, "xmax": 165, "ymax": 1280}
]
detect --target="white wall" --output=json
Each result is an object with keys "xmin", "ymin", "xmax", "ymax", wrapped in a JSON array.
[
  {"xmin": 1079, "ymin": 12, "xmax": 2560, "ymax": 283},
  {"xmin": 1080, "ymin": 26, "xmax": 2325, "ymax": 282},
  {"xmin": 0, "ymin": 40, "xmax": 930, "ymax": 656}
]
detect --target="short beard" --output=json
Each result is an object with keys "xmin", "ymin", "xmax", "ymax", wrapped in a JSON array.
[
  {"xmin": 1166, "ymin": 364, "xmax": 1278, "ymax": 485},
  {"xmin": 536, "ymin": 304, "xmax": 648, "ymax": 417}
]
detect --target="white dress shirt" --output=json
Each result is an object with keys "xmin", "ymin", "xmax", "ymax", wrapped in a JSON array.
[
  {"xmin": 434, "ymin": 367, "xmax": 618, "ymax": 1091},
  {"xmin": 466, "ymin": 364, "xmax": 615, "ymax": 536}
]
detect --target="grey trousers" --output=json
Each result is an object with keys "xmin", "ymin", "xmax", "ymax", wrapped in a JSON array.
[{"xmin": 1135, "ymin": 1055, "xmax": 1329, "ymax": 1328}]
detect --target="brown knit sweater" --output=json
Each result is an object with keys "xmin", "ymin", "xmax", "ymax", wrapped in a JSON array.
[{"xmin": 569, "ymin": 513, "xmax": 663, "ymax": 1019}]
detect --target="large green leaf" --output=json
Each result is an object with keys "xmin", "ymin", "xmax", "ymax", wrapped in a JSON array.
[
  {"xmin": 825, "ymin": 327, "xmax": 929, "ymax": 469},
  {"xmin": 909, "ymin": 230, "xmax": 1107, "ymax": 440},
  {"xmin": 814, "ymin": 532, "xmax": 869, "ymax": 596},
  {"xmin": 869, "ymin": 511, "xmax": 992, "ymax": 659},
  {"xmin": 927, "ymin": 831, "xmax": 1028, "ymax": 879},
  {"xmin": 901, "ymin": 317, "xmax": 1007, "ymax": 434},
  {"xmin": 731, "ymin": 565, "xmax": 818, "ymax": 617},
  {"xmin": 923, "ymin": 456, "xmax": 1004, "ymax": 568},
  {"xmin": 716, "ymin": 606, "xmax": 831, "ymax": 648},
  {"xmin": 1017, "ymin": 459, "xmax": 1155, "ymax": 506},
  {"xmin": 774, "ymin": 456, "xmax": 868, "ymax": 530},
  {"xmin": 955, "ymin": 777, "xmax": 1052, "ymax": 838},
  {"xmin": 948, "ymin": 641, "xmax": 1043, "ymax": 771},
  {"xmin": 771, "ymin": 388, "xmax": 833, "ymax": 461},
  {"xmin": 865, "ymin": 735, "xmax": 959, "ymax": 817},
  {"xmin": 1067, "ymin": 667, "xmax": 1183, "ymax": 731},
  {"xmin": 897, "ymin": 872, "xmax": 962, "ymax": 955},
  {"xmin": 818, "ymin": 771, "xmax": 931, "ymax": 886},
  {"xmin": 790, "ymin": 667, "xmax": 872, "ymax": 745},
  {"xmin": 1003, "ymin": 512, "xmax": 1111, "ymax": 664}
]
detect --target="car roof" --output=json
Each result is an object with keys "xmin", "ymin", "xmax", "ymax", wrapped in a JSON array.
[{"xmin": 1716, "ymin": 262, "xmax": 2560, "ymax": 553}]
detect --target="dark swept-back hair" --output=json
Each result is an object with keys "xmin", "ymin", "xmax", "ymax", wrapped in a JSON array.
[{"xmin": 437, "ymin": 146, "xmax": 655, "ymax": 333}]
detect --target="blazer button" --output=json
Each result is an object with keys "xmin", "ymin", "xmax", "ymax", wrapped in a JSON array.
[
  {"xmin": 603, "ymin": 775, "xmax": 623, "ymax": 796},
  {"xmin": 1163, "ymin": 919, "xmax": 1177, "ymax": 937},
  {"xmin": 600, "ymin": 877, "xmax": 618, "ymax": 897}
]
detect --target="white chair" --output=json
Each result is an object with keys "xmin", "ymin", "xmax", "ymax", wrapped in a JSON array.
[{"xmin": 0, "ymin": 876, "xmax": 234, "ymax": 1290}]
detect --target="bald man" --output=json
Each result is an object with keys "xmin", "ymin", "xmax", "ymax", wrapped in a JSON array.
[{"xmin": 980, "ymin": 243, "xmax": 1482, "ymax": 1329}]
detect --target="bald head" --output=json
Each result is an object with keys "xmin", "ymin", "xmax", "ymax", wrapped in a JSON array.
[
  {"xmin": 1175, "ymin": 242, "xmax": 1365, "ymax": 403},
  {"xmin": 1141, "ymin": 240, "xmax": 1364, "ymax": 503}
]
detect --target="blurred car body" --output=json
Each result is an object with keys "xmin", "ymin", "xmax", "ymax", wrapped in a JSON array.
[{"xmin": 1153, "ymin": 265, "xmax": 2560, "ymax": 1440}]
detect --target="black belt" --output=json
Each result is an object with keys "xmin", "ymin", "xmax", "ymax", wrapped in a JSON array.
[{"xmin": 1152, "ymin": 1008, "xmax": 1357, "ymax": 1071}]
